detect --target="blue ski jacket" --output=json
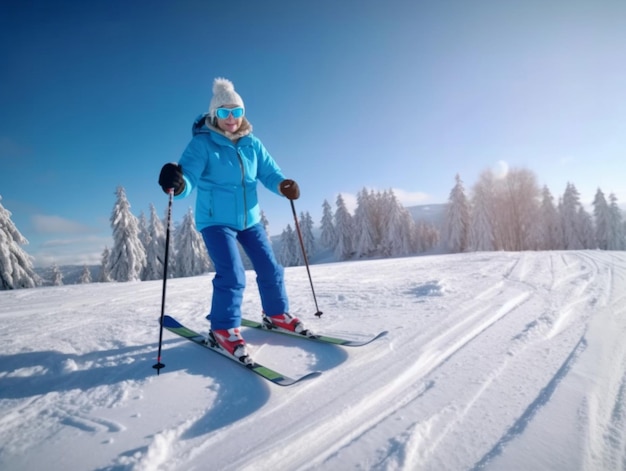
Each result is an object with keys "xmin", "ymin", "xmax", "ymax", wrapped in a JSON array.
[{"xmin": 176, "ymin": 114, "xmax": 286, "ymax": 231}]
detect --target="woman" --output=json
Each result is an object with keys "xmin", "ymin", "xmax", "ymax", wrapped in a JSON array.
[{"xmin": 158, "ymin": 77, "xmax": 308, "ymax": 364}]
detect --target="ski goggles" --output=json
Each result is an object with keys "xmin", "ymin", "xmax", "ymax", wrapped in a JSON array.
[{"xmin": 215, "ymin": 107, "xmax": 245, "ymax": 119}]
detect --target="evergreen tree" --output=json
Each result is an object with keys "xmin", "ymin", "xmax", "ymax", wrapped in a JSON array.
[
  {"xmin": 167, "ymin": 220, "xmax": 180, "ymax": 276},
  {"xmin": 107, "ymin": 186, "xmax": 147, "ymax": 282},
  {"xmin": 380, "ymin": 190, "xmax": 415, "ymax": 257},
  {"xmin": 260, "ymin": 210, "xmax": 270, "ymax": 235},
  {"xmin": 299, "ymin": 211, "xmax": 315, "ymax": 263},
  {"xmin": 353, "ymin": 188, "xmax": 377, "ymax": 258},
  {"xmin": 320, "ymin": 199, "xmax": 337, "ymax": 250},
  {"xmin": 278, "ymin": 224, "xmax": 299, "ymax": 266},
  {"xmin": 537, "ymin": 186, "xmax": 562, "ymax": 250},
  {"xmin": 559, "ymin": 183, "xmax": 586, "ymax": 250},
  {"xmin": 443, "ymin": 174, "xmax": 470, "ymax": 253},
  {"xmin": 138, "ymin": 211, "xmax": 149, "ymax": 251},
  {"xmin": 174, "ymin": 207, "xmax": 211, "ymax": 277},
  {"xmin": 98, "ymin": 246, "xmax": 111, "ymax": 282},
  {"xmin": 577, "ymin": 206, "xmax": 596, "ymax": 249},
  {"xmin": 369, "ymin": 189, "xmax": 384, "ymax": 246},
  {"xmin": 334, "ymin": 194, "xmax": 354, "ymax": 260},
  {"xmin": 608, "ymin": 193, "xmax": 625, "ymax": 250},
  {"xmin": 593, "ymin": 189, "xmax": 610, "ymax": 250},
  {"xmin": 50, "ymin": 263, "xmax": 63, "ymax": 286},
  {"xmin": 143, "ymin": 203, "xmax": 166, "ymax": 281},
  {"xmin": 79, "ymin": 264, "xmax": 92, "ymax": 284},
  {"xmin": 0, "ymin": 195, "xmax": 41, "ymax": 290},
  {"xmin": 468, "ymin": 171, "xmax": 496, "ymax": 251}
]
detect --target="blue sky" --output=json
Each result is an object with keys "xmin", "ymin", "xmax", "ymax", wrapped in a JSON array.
[{"xmin": 1, "ymin": 0, "xmax": 625, "ymax": 267}]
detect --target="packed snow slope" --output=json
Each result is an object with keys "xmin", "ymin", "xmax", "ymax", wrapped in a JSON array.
[{"xmin": 1, "ymin": 251, "xmax": 626, "ymax": 471}]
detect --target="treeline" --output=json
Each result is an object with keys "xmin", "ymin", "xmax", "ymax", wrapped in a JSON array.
[
  {"xmin": 443, "ymin": 168, "xmax": 625, "ymax": 253},
  {"xmin": 101, "ymin": 186, "xmax": 439, "ymax": 280},
  {"xmin": 277, "ymin": 189, "xmax": 439, "ymax": 266},
  {"xmin": 1, "ymin": 167, "xmax": 625, "ymax": 289},
  {"xmin": 99, "ymin": 187, "xmax": 211, "ymax": 282}
]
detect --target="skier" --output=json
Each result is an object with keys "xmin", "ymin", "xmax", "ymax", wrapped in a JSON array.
[{"xmin": 158, "ymin": 77, "xmax": 308, "ymax": 363}]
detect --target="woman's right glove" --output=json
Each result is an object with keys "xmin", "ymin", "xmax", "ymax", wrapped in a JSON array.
[
  {"xmin": 279, "ymin": 179, "xmax": 300, "ymax": 200},
  {"xmin": 158, "ymin": 163, "xmax": 185, "ymax": 195}
]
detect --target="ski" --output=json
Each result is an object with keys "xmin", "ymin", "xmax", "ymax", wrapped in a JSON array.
[
  {"xmin": 161, "ymin": 315, "xmax": 321, "ymax": 386},
  {"xmin": 241, "ymin": 318, "xmax": 388, "ymax": 347}
]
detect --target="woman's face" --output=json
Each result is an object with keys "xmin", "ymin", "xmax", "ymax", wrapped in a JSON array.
[{"xmin": 215, "ymin": 105, "xmax": 244, "ymax": 133}]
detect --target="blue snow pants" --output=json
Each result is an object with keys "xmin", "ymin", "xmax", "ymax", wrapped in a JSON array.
[{"xmin": 201, "ymin": 223, "xmax": 288, "ymax": 330}]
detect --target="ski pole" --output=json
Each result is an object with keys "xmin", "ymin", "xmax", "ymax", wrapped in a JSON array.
[
  {"xmin": 289, "ymin": 200, "xmax": 323, "ymax": 318},
  {"xmin": 153, "ymin": 188, "xmax": 174, "ymax": 374}
]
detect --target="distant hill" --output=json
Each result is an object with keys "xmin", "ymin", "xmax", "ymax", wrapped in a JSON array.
[
  {"xmin": 36, "ymin": 265, "xmax": 101, "ymax": 286},
  {"xmin": 406, "ymin": 203, "xmax": 446, "ymax": 228}
]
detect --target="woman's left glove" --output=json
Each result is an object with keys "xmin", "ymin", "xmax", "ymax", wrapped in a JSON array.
[{"xmin": 279, "ymin": 179, "xmax": 300, "ymax": 200}]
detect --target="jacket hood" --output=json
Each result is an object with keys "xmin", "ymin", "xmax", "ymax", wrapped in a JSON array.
[{"xmin": 191, "ymin": 113, "xmax": 253, "ymax": 141}]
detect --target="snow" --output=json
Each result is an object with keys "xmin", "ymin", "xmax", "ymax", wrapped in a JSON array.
[{"xmin": 1, "ymin": 251, "xmax": 626, "ymax": 471}]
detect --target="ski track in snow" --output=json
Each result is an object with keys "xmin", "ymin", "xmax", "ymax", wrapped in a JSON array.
[{"xmin": 1, "ymin": 251, "xmax": 625, "ymax": 470}]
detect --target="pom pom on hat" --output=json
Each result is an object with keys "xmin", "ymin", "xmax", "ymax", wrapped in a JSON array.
[{"xmin": 209, "ymin": 77, "xmax": 244, "ymax": 118}]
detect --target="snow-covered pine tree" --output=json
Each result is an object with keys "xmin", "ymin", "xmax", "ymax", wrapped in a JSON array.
[
  {"xmin": 299, "ymin": 211, "xmax": 315, "ymax": 264},
  {"xmin": 79, "ymin": 264, "xmax": 92, "ymax": 284},
  {"xmin": 353, "ymin": 188, "xmax": 378, "ymax": 258},
  {"xmin": 107, "ymin": 186, "xmax": 147, "ymax": 282},
  {"xmin": 443, "ymin": 174, "xmax": 470, "ymax": 253},
  {"xmin": 559, "ymin": 183, "xmax": 586, "ymax": 250},
  {"xmin": 279, "ymin": 224, "xmax": 299, "ymax": 266},
  {"xmin": 138, "ymin": 211, "xmax": 149, "ymax": 251},
  {"xmin": 0, "ymin": 195, "xmax": 41, "ymax": 290},
  {"xmin": 577, "ymin": 206, "xmax": 595, "ymax": 249},
  {"xmin": 369, "ymin": 189, "xmax": 384, "ymax": 246},
  {"xmin": 320, "ymin": 199, "xmax": 337, "ymax": 250},
  {"xmin": 537, "ymin": 186, "xmax": 562, "ymax": 250},
  {"xmin": 334, "ymin": 194, "xmax": 354, "ymax": 260},
  {"xmin": 468, "ymin": 171, "xmax": 496, "ymax": 251},
  {"xmin": 50, "ymin": 263, "xmax": 63, "ymax": 286},
  {"xmin": 260, "ymin": 210, "xmax": 270, "ymax": 235},
  {"xmin": 137, "ymin": 211, "xmax": 152, "ymax": 280},
  {"xmin": 98, "ymin": 247, "xmax": 111, "ymax": 282},
  {"xmin": 592, "ymin": 189, "xmax": 610, "ymax": 250},
  {"xmin": 167, "ymin": 219, "xmax": 179, "ymax": 277},
  {"xmin": 607, "ymin": 193, "xmax": 625, "ymax": 250},
  {"xmin": 174, "ymin": 207, "xmax": 211, "ymax": 277},
  {"xmin": 380, "ymin": 190, "xmax": 415, "ymax": 257},
  {"xmin": 143, "ymin": 203, "xmax": 166, "ymax": 281}
]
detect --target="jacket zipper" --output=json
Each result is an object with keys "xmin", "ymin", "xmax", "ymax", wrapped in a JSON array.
[{"xmin": 236, "ymin": 148, "xmax": 248, "ymax": 228}]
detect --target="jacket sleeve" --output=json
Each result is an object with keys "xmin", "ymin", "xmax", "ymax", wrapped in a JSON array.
[
  {"xmin": 175, "ymin": 135, "xmax": 209, "ymax": 199},
  {"xmin": 255, "ymin": 140, "xmax": 286, "ymax": 196}
]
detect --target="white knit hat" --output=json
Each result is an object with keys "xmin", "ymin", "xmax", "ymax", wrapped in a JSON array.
[{"xmin": 208, "ymin": 78, "xmax": 244, "ymax": 119}]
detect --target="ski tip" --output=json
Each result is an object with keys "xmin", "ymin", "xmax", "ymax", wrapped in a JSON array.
[
  {"xmin": 304, "ymin": 370, "xmax": 323, "ymax": 380},
  {"xmin": 284, "ymin": 370, "xmax": 322, "ymax": 386},
  {"xmin": 161, "ymin": 315, "xmax": 180, "ymax": 328},
  {"xmin": 334, "ymin": 330, "xmax": 390, "ymax": 347}
]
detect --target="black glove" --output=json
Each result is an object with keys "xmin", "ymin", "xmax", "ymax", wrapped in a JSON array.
[
  {"xmin": 158, "ymin": 163, "xmax": 185, "ymax": 195},
  {"xmin": 279, "ymin": 179, "xmax": 300, "ymax": 200}
]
